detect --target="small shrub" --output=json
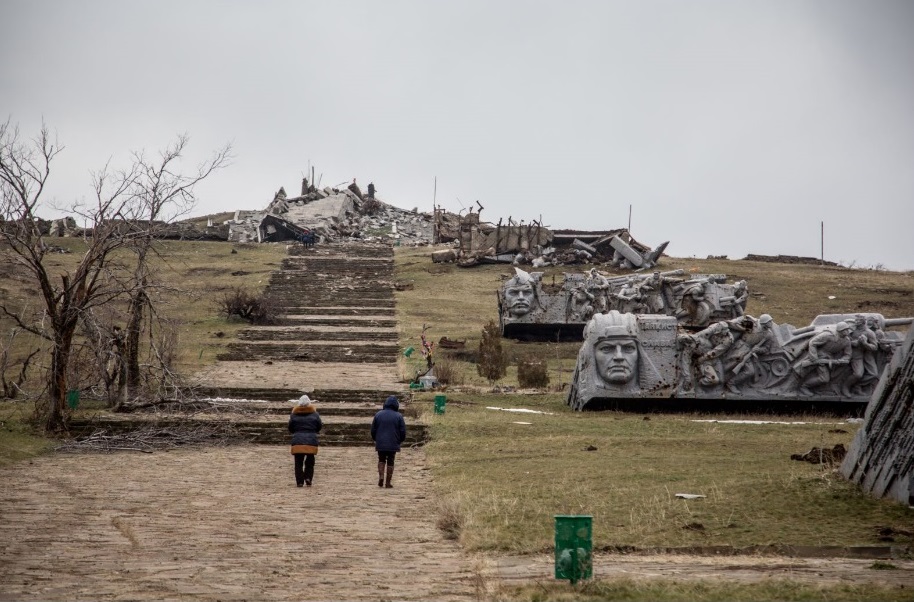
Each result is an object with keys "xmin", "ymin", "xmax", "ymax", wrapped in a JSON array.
[
  {"xmin": 437, "ymin": 497, "xmax": 464, "ymax": 541},
  {"xmin": 433, "ymin": 357, "xmax": 463, "ymax": 385},
  {"xmin": 517, "ymin": 354, "xmax": 550, "ymax": 389},
  {"xmin": 870, "ymin": 561, "xmax": 898, "ymax": 570},
  {"xmin": 477, "ymin": 320, "xmax": 507, "ymax": 384},
  {"xmin": 217, "ymin": 287, "xmax": 278, "ymax": 325}
]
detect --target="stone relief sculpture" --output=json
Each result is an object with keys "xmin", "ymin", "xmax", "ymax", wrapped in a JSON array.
[
  {"xmin": 498, "ymin": 267, "xmax": 750, "ymax": 339},
  {"xmin": 567, "ymin": 311, "xmax": 677, "ymax": 406},
  {"xmin": 567, "ymin": 312, "xmax": 912, "ymax": 410},
  {"xmin": 502, "ymin": 268, "xmax": 541, "ymax": 319}
]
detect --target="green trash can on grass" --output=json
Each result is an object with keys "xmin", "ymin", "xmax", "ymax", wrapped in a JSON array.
[
  {"xmin": 66, "ymin": 389, "xmax": 80, "ymax": 409},
  {"xmin": 433, "ymin": 394, "xmax": 446, "ymax": 415},
  {"xmin": 554, "ymin": 515, "xmax": 592, "ymax": 583}
]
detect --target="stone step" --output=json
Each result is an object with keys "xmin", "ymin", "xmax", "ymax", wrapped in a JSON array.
[
  {"xmin": 126, "ymin": 401, "xmax": 417, "ymax": 418},
  {"xmin": 191, "ymin": 387, "xmax": 407, "ymax": 404},
  {"xmin": 268, "ymin": 307, "xmax": 396, "ymax": 316},
  {"xmin": 287, "ymin": 246, "xmax": 393, "ymax": 259},
  {"xmin": 237, "ymin": 329, "xmax": 397, "ymax": 342},
  {"xmin": 267, "ymin": 272, "xmax": 394, "ymax": 281},
  {"xmin": 217, "ymin": 342, "xmax": 397, "ymax": 363},
  {"xmin": 280, "ymin": 316, "xmax": 397, "ymax": 327},
  {"xmin": 69, "ymin": 416, "xmax": 426, "ymax": 446},
  {"xmin": 268, "ymin": 297, "xmax": 395, "ymax": 307}
]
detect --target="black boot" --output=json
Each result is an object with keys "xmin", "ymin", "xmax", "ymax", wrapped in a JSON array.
[{"xmin": 385, "ymin": 466, "xmax": 394, "ymax": 488}]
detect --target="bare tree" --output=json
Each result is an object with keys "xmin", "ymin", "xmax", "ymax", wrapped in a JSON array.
[
  {"xmin": 0, "ymin": 120, "xmax": 230, "ymax": 429},
  {"xmin": 0, "ymin": 120, "xmax": 139, "ymax": 430},
  {"xmin": 115, "ymin": 135, "xmax": 231, "ymax": 406}
]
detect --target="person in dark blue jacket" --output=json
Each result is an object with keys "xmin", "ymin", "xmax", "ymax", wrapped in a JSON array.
[
  {"xmin": 371, "ymin": 395, "xmax": 407, "ymax": 488},
  {"xmin": 289, "ymin": 395, "xmax": 322, "ymax": 487}
]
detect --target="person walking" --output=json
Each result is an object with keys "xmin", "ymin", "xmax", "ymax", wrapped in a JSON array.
[
  {"xmin": 371, "ymin": 395, "xmax": 406, "ymax": 488},
  {"xmin": 289, "ymin": 394, "xmax": 322, "ymax": 487}
]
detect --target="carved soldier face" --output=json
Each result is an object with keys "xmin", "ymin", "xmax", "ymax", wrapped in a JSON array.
[
  {"xmin": 836, "ymin": 322, "xmax": 852, "ymax": 338},
  {"xmin": 505, "ymin": 282, "xmax": 535, "ymax": 316},
  {"xmin": 594, "ymin": 336, "xmax": 639, "ymax": 384}
]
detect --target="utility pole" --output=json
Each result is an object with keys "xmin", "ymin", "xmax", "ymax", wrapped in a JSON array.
[
  {"xmin": 628, "ymin": 204, "xmax": 632, "ymax": 232},
  {"xmin": 821, "ymin": 221, "xmax": 824, "ymax": 265}
]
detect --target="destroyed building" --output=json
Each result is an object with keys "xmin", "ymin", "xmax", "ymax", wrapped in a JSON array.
[
  {"xmin": 432, "ymin": 208, "xmax": 667, "ymax": 269},
  {"xmin": 227, "ymin": 182, "xmax": 435, "ymax": 245}
]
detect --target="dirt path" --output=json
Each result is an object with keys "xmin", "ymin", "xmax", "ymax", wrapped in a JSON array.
[
  {"xmin": 3, "ymin": 447, "xmax": 912, "ymax": 602},
  {"xmin": 0, "ymin": 446, "xmax": 477, "ymax": 601}
]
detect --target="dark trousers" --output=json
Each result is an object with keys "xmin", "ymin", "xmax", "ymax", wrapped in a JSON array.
[{"xmin": 294, "ymin": 453, "xmax": 316, "ymax": 485}]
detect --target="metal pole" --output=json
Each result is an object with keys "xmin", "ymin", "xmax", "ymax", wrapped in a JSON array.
[
  {"xmin": 628, "ymin": 204, "xmax": 632, "ymax": 232},
  {"xmin": 821, "ymin": 221, "xmax": 824, "ymax": 264}
]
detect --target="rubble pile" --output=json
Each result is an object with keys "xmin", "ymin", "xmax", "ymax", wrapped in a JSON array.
[
  {"xmin": 432, "ymin": 209, "xmax": 668, "ymax": 270},
  {"xmin": 226, "ymin": 182, "xmax": 436, "ymax": 245}
]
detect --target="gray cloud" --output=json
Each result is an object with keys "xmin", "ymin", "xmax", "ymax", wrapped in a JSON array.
[{"xmin": 3, "ymin": 0, "xmax": 912, "ymax": 268}]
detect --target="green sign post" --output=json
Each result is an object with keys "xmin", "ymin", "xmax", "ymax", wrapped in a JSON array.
[{"xmin": 554, "ymin": 515, "xmax": 592, "ymax": 584}]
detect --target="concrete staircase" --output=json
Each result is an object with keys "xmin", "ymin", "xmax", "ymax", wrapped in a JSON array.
[{"xmin": 77, "ymin": 242, "xmax": 417, "ymax": 446}]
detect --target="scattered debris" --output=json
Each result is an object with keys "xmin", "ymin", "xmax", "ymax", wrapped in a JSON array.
[
  {"xmin": 790, "ymin": 444, "xmax": 847, "ymax": 464},
  {"xmin": 437, "ymin": 336, "xmax": 466, "ymax": 349},
  {"xmin": 676, "ymin": 493, "xmax": 707, "ymax": 500},
  {"xmin": 583, "ymin": 445, "xmax": 598, "ymax": 451},
  {"xmin": 56, "ymin": 425, "xmax": 250, "ymax": 453},
  {"xmin": 433, "ymin": 208, "xmax": 669, "ymax": 270}
]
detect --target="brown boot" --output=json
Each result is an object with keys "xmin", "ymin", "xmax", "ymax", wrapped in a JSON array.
[
  {"xmin": 385, "ymin": 466, "xmax": 394, "ymax": 488},
  {"xmin": 378, "ymin": 462, "xmax": 385, "ymax": 487}
]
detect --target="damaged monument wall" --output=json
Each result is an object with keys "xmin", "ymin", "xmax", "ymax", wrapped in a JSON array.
[{"xmin": 841, "ymin": 325, "xmax": 914, "ymax": 506}]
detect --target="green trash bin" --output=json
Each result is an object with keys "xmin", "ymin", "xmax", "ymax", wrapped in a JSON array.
[
  {"xmin": 554, "ymin": 515, "xmax": 592, "ymax": 584},
  {"xmin": 66, "ymin": 389, "xmax": 80, "ymax": 410},
  {"xmin": 434, "ymin": 394, "xmax": 446, "ymax": 415}
]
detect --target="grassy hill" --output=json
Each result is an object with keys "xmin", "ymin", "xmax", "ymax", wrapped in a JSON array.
[
  {"xmin": 393, "ymin": 245, "xmax": 914, "ymax": 554},
  {"xmin": 2, "ymin": 239, "xmax": 913, "ymax": 557}
]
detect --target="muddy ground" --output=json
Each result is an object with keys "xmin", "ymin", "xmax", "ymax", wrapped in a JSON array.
[{"xmin": 2, "ymin": 446, "xmax": 912, "ymax": 601}]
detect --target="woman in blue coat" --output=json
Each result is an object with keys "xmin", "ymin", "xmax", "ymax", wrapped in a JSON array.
[
  {"xmin": 289, "ymin": 395, "xmax": 322, "ymax": 487},
  {"xmin": 371, "ymin": 395, "xmax": 407, "ymax": 488}
]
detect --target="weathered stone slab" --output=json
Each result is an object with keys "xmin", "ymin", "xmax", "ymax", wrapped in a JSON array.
[{"xmin": 840, "ymin": 324, "xmax": 914, "ymax": 505}]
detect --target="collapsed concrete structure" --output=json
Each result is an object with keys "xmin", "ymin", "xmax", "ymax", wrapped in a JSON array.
[
  {"xmin": 499, "ymin": 267, "xmax": 748, "ymax": 340},
  {"xmin": 841, "ymin": 325, "xmax": 914, "ymax": 506},
  {"xmin": 566, "ymin": 310, "xmax": 911, "ymax": 411},
  {"xmin": 433, "ymin": 209, "xmax": 667, "ymax": 269},
  {"xmin": 227, "ymin": 183, "xmax": 434, "ymax": 245}
]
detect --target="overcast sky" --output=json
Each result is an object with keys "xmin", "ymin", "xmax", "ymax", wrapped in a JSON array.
[{"xmin": 3, "ymin": 0, "xmax": 913, "ymax": 269}]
